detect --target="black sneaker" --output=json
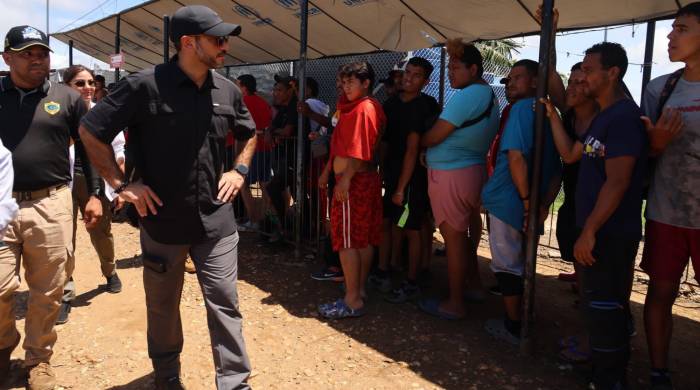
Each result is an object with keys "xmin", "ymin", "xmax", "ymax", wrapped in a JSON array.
[
  {"xmin": 650, "ymin": 370, "xmax": 674, "ymax": 390},
  {"xmin": 106, "ymin": 273, "xmax": 122, "ymax": 294},
  {"xmin": 55, "ymin": 302, "xmax": 71, "ymax": 325},
  {"xmin": 367, "ymin": 273, "xmax": 392, "ymax": 293},
  {"xmin": 385, "ymin": 281, "xmax": 420, "ymax": 304},
  {"xmin": 155, "ymin": 376, "xmax": 186, "ymax": 390},
  {"xmin": 488, "ymin": 285, "xmax": 502, "ymax": 296},
  {"xmin": 311, "ymin": 267, "xmax": 344, "ymax": 282}
]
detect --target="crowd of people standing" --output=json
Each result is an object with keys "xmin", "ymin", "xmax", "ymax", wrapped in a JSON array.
[{"xmin": 0, "ymin": 2, "xmax": 697, "ymax": 390}]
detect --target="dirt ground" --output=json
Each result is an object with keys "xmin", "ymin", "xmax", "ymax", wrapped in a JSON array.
[{"xmin": 4, "ymin": 222, "xmax": 699, "ymax": 390}]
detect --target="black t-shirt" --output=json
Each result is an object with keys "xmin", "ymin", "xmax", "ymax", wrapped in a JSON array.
[
  {"xmin": 82, "ymin": 58, "xmax": 256, "ymax": 245},
  {"xmin": 0, "ymin": 77, "xmax": 97, "ymax": 192},
  {"xmin": 381, "ymin": 93, "xmax": 440, "ymax": 186},
  {"xmin": 559, "ymin": 111, "xmax": 581, "ymax": 219}
]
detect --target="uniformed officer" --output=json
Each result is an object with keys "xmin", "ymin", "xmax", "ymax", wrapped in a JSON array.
[
  {"xmin": 79, "ymin": 6, "xmax": 256, "ymax": 390},
  {"xmin": 0, "ymin": 26, "xmax": 102, "ymax": 390}
]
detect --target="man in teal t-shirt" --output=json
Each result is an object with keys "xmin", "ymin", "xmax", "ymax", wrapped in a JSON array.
[{"xmin": 481, "ymin": 59, "xmax": 562, "ymax": 345}]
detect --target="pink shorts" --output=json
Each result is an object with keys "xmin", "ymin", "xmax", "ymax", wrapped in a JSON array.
[{"xmin": 428, "ymin": 165, "xmax": 486, "ymax": 232}]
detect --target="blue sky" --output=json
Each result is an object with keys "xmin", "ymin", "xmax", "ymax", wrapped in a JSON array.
[{"xmin": 0, "ymin": 0, "xmax": 683, "ymax": 103}]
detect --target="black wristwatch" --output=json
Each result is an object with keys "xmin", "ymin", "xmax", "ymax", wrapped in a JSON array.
[
  {"xmin": 234, "ymin": 164, "xmax": 249, "ymax": 176},
  {"xmin": 114, "ymin": 180, "xmax": 130, "ymax": 194}
]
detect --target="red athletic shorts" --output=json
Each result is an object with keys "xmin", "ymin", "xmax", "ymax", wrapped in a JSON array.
[
  {"xmin": 640, "ymin": 219, "xmax": 700, "ymax": 283},
  {"xmin": 330, "ymin": 171, "xmax": 382, "ymax": 251}
]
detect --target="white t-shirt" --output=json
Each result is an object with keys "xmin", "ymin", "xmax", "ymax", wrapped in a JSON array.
[
  {"xmin": 642, "ymin": 73, "xmax": 700, "ymax": 229},
  {"xmin": 0, "ymin": 138, "xmax": 18, "ymax": 236},
  {"xmin": 69, "ymin": 131, "xmax": 126, "ymax": 201}
]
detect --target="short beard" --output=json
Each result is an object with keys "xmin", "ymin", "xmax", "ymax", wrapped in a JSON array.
[{"xmin": 194, "ymin": 39, "xmax": 221, "ymax": 69}]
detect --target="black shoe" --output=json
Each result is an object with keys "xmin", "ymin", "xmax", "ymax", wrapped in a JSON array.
[
  {"xmin": 650, "ymin": 370, "xmax": 674, "ymax": 390},
  {"xmin": 488, "ymin": 285, "xmax": 502, "ymax": 296},
  {"xmin": 106, "ymin": 273, "xmax": 122, "ymax": 294},
  {"xmin": 55, "ymin": 302, "xmax": 71, "ymax": 325},
  {"xmin": 155, "ymin": 376, "xmax": 186, "ymax": 390},
  {"xmin": 311, "ymin": 267, "xmax": 344, "ymax": 281}
]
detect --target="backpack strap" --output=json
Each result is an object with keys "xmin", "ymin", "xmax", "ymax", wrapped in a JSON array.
[
  {"xmin": 459, "ymin": 90, "xmax": 496, "ymax": 128},
  {"xmin": 655, "ymin": 68, "xmax": 684, "ymax": 119}
]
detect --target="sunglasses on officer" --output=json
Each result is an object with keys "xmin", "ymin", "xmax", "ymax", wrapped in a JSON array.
[
  {"xmin": 193, "ymin": 35, "xmax": 229, "ymax": 47},
  {"xmin": 72, "ymin": 79, "xmax": 95, "ymax": 87}
]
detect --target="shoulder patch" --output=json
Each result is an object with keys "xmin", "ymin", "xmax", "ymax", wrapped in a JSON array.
[{"xmin": 44, "ymin": 101, "xmax": 61, "ymax": 116}]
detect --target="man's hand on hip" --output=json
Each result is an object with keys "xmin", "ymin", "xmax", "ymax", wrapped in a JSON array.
[
  {"xmin": 84, "ymin": 196, "xmax": 103, "ymax": 228},
  {"xmin": 119, "ymin": 181, "xmax": 163, "ymax": 217},
  {"xmin": 218, "ymin": 170, "xmax": 245, "ymax": 203}
]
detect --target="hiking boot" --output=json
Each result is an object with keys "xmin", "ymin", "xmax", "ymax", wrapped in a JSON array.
[
  {"xmin": 155, "ymin": 376, "xmax": 186, "ymax": 390},
  {"xmin": 55, "ymin": 302, "xmax": 71, "ymax": 325},
  {"xmin": 385, "ymin": 281, "xmax": 420, "ymax": 304},
  {"xmin": 0, "ymin": 332, "xmax": 20, "ymax": 380},
  {"xmin": 184, "ymin": 257, "xmax": 196, "ymax": 274},
  {"xmin": 27, "ymin": 362, "xmax": 56, "ymax": 390},
  {"xmin": 106, "ymin": 273, "xmax": 122, "ymax": 294}
]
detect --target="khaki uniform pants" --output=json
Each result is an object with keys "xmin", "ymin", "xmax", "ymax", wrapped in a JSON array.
[
  {"xmin": 63, "ymin": 173, "xmax": 115, "ymax": 303},
  {"xmin": 0, "ymin": 186, "xmax": 73, "ymax": 366}
]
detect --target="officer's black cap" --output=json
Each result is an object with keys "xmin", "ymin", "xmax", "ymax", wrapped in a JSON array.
[
  {"xmin": 170, "ymin": 5, "xmax": 241, "ymax": 44},
  {"xmin": 3, "ymin": 25, "xmax": 52, "ymax": 53}
]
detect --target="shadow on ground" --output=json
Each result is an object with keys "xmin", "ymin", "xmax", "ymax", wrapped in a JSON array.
[{"xmin": 236, "ymin": 232, "xmax": 700, "ymax": 390}]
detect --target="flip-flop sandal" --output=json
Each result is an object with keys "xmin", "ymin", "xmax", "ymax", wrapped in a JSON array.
[
  {"xmin": 558, "ymin": 344, "xmax": 591, "ymax": 364},
  {"xmin": 558, "ymin": 335, "xmax": 580, "ymax": 349},
  {"xmin": 418, "ymin": 298, "xmax": 464, "ymax": 320},
  {"xmin": 318, "ymin": 298, "xmax": 365, "ymax": 319}
]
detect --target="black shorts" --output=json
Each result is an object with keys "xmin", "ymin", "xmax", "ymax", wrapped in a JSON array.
[
  {"xmin": 382, "ymin": 179, "xmax": 429, "ymax": 231},
  {"xmin": 556, "ymin": 203, "xmax": 578, "ymax": 262}
]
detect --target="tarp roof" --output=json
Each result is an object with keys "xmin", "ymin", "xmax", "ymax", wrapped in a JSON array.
[{"xmin": 51, "ymin": 0, "xmax": 689, "ymax": 73}]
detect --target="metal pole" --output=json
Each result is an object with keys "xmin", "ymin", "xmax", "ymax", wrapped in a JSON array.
[
  {"xmin": 68, "ymin": 40, "xmax": 73, "ymax": 66},
  {"xmin": 115, "ymin": 14, "xmax": 121, "ymax": 82},
  {"xmin": 46, "ymin": 0, "xmax": 49, "ymax": 43},
  {"xmin": 520, "ymin": 0, "xmax": 554, "ymax": 355},
  {"xmin": 226, "ymin": 66, "xmax": 231, "ymax": 79},
  {"xmin": 438, "ymin": 46, "xmax": 446, "ymax": 107},
  {"xmin": 163, "ymin": 15, "xmax": 170, "ymax": 63},
  {"xmin": 641, "ymin": 21, "xmax": 656, "ymax": 94},
  {"xmin": 295, "ymin": 0, "xmax": 309, "ymax": 258}
]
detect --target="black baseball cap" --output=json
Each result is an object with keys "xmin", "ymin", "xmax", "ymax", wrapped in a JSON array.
[
  {"xmin": 274, "ymin": 74, "xmax": 295, "ymax": 87},
  {"xmin": 3, "ymin": 25, "xmax": 52, "ymax": 53},
  {"xmin": 170, "ymin": 5, "xmax": 241, "ymax": 44}
]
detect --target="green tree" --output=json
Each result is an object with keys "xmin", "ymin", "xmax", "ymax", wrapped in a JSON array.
[{"xmin": 476, "ymin": 39, "xmax": 523, "ymax": 69}]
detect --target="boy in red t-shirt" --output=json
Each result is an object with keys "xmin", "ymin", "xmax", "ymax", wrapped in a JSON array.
[{"xmin": 318, "ymin": 62, "xmax": 385, "ymax": 319}]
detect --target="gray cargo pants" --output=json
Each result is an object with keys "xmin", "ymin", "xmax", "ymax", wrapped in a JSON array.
[{"xmin": 140, "ymin": 228, "xmax": 251, "ymax": 390}]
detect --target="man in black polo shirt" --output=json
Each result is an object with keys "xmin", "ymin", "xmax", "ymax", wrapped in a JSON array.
[
  {"xmin": 79, "ymin": 6, "xmax": 256, "ymax": 390},
  {"xmin": 0, "ymin": 26, "xmax": 102, "ymax": 389}
]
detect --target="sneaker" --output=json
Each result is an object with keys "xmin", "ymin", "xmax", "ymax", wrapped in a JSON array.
[
  {"xmin": 0, "ymin": 332, "xmax": 20, "ymax": 380},
  {"xmin": 385, "ymin": 281, "xmax": 420, "ymax": 303},
  {"xmin": 155, "ymin": 376, "xmax": 187, "ymax": 390},
  {"xmin": 27, "ymin": 362, "xmax": 56, "ymax": 390},
  {"xmin": 184, "ymin": 257, "xmax": 196, "ymax": 274},
  {"xmin": 484, "ymin": 318, "xmax": 520, "ymax": 346},
  {"xmin": 237, "ymin": 220, "xmax": 260, "ymax": 232},
  {"xmin": 367, "ymin": 273, "xmax": 392, "ymax": 293},
  {"xmin": 488, "ymin": 285, "xmax": 502, "ymax": 296},
  {"xmin": 311, "ymin": 267, "xmax": 344, "ymax": 282},
  {"xmin": 55, "ymin": 302, "xmax": 71, "ymax": 325},
  {"xmin": 106, "ymin": 273, "xmax": 122, "ymax": 294},
  {"xmin": 650, "ymin": 371, "xmax": 674, "ymax": 390}
]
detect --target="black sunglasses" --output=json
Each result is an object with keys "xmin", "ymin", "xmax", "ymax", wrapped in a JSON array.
[{"xmin": 73, "ymin": 79, "xmax": 95, "ymax": 87}]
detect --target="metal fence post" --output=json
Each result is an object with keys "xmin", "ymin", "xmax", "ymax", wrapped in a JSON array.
[
  {"xmin": 163, "ymin": 15, "xmax": 170, "ymax": 63},
  {"xmin": 520, "ymin": 0, "xmax": 554, "ymax": 355},
  {"xmin": 115, "ymin": 14, "xmax": 121, "ymax": 82},
  {"xmin": 68, "ymin": 40, "xmax": 73, "ymax": 67},
  {"xmin": 295, "ymin": 0, "xmax": 309, "ymax": 258},
  {"xmin": 641, "ymin": 21, "xmax": 656, "ymax": 94}
]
